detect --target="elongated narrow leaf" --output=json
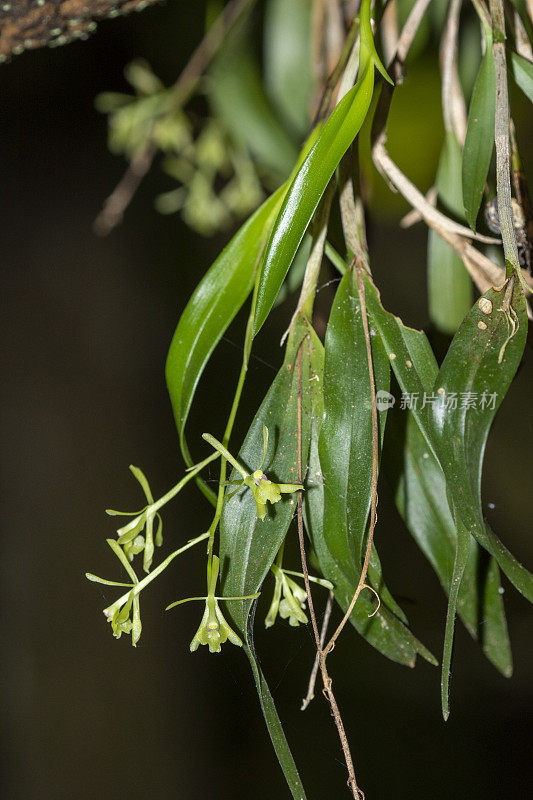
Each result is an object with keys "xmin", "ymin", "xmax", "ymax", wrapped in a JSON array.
[
  {"xmin": 510, "ymin": 51, "xmax": 533, "ymax": 104},
  {"xmin": 305, "ymin": 400, "xmax": 437, "ymax": 666},
  {"xmin": 302, "ymin": 284, "xmax": 435, "ymax": 666},
  {"xmin": 252, "ymin": 47, "xmax": 375, "ymax": 335},
  {"xmin": 385, "ymin": 408, "xmax": 512, "ymax": 676},
  {"xmin": 218, "ymin": 319, "xmax": 315, "ymax": 798},
  {"xmin": 428, "ymin": 131, "xmax": 472, "ymax": 334},
  {"xmin": 462, "ymin": 40, "xmax": 495, "ymax": 230},
  {"xmin": 245, "ymin": 634, "xmax": 308, "ymax": 800},
  {"xmin": 320, "ymin": 267, "xmax": 407, "ymax": 623},
  {"xmin": 363, "ymin": 271, "xmax": 529, "ymax": 678},
  {"xmin": 219, "ymin": 318, "xmax": 312, "ymax": 623},
  {"xmin": 429, "ymin": 278, "xmax": 533, "ymax": 602},
  {"xmin": 366, "ymin": 271, "xmax": 533, "ymax": 600},
  {"xmin": 359, "ymin": 0, "xmax": 393, "ymax": 84},
  {"xmin": 165, "ymin": 188, "xmax": 285, "ymax": 500},
  {"xmin": 441, "ymin": 514, "xmax": 470, "ymax": 719}
]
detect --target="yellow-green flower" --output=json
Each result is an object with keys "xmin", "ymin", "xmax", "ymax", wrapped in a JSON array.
[
  {"xmin": 203, "ymin": 426, "xmax": 303, "ymax": 521},
  {"xmin": 265, "ymin": 564, "xmax": 308, "ymax": 628}
]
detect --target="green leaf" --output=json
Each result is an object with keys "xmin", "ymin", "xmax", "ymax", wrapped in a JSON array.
[
  {"xmin": 305, "ymin": 395, "xmax": 437, "ymax": 667},
  {"xmin": 165, "ymin": 188, "xmax": 284, "ymax": 502},
  {"xmin": 428, "ymin": 131, "xmax": 473, "ymax": 334},
  {"xmin": 441, "ymin": 513, "xmax": 470, "ymax": 720},
  {"xmin": 462, "ymin": 39, "xmax": 495, "ymax": 231},
  {"xmin": 219, "ymin": 319, "xmax": 314, "ymax": 799},
  {"xmin": 301, "ymin": 284, "xmax": 436, "ymax": 666},
  {"xmin": 219, "ymin": 320, "xmax": 312, "ymax": 620},
  {"xmin": 384, "ymin": 408, "xmax": 512, "ymax": 676},
  {"xmin": 319, "ymin": 267, "xmax": 407, "ymax": 623},
  {"xmin": 359, "ymin": 0, "xmax": 393, "ymax": 84},
  {"xmin": 264, "ymin": 0, "xmax": 312, "ymax": 137},
  {"xmin": 510, "ymin": 51, "xmax": 533, "ymax": 104},
  {"xmin": 366, "ymin": 272, "xmax": 533, "ymax": 601},
  {"xmin": 252, "ymin": 46, "xmax": 375, "ymax": 336},
  {"xmin": 428, "ymin": 278, "xmax": 533, "ymax": 602},
  {"xmin": 244, "ymin": 633, "xmax": 308, "ymax": 800}
]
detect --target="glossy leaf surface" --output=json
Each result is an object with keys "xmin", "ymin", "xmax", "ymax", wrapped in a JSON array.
[
  {"xmin": 304, "ymin": 274, "xmax": 436, "ymax": 666},
  {"xmin": 166, "ymin": 188, "xmax": 284, "ymax": 496},
  {"xmin": 385, "ymin": 408, "xmax": 512, "ymax": 676},
  {"xmin": 319, "ymin": 268, "xmax": 406, "ymax": 622},
  {"xmin": 429, "ymin": 278, "xmax": 532, "ymax": 601},
  {"xmin": 305, "ymin": 391, "xmax": 437, "ymax": 666},
  {"xmin": 219, "ymin": 319, "xmax": 313, "ymax": 624},
  {"xmin": 252, "ymin": 46, "xmax": 375, "ymax": 335}
]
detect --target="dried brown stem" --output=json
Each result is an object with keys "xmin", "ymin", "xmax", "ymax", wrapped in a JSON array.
[
  {"xmin": 440, "ymin": 0, "xmax": 467, "ymax": 142},
  {"xmin": 490, "ymin": 0, "xmax": 521, "ymax": 272},
  {"xmin": 295, "ymin": 342, "xmax": 364, "ymax": 800},
  {"xmin": 94, "ymin": 0, "xmax": 257, "ymax": 235},
  {"xmin": 301, "ymin": 590, "xmax": 334, "ymax": 710},
  {"xmin": 339, "ymin": 148, "xmax": 370, "ymax": 267}
]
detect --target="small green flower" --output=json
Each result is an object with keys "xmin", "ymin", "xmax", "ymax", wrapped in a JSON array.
[
  {"xmin": 265, "ymin": 564, "xmax": 308, "ymax": 628},
  {"xmin": 166, "ymin": 555, "xmax": 261, "ymax": 654},
  {"xmin": 107, "ymin": 465, "xmax": 164, "ymax": 573},
  {"xmin": 189, "ymin": 595, "xmax": 243, "ymax": 654},
  {"xmin": 106, "ymin": 590, "xmax": 142, "ymax": 645},
  {"xmin": 87, "ymin": 538, "xmax": 143, "ymax": 646},
  {"xmin": 203, "ymin": 426, "xmax": 303, "ymax": 521},
  {"xmin": 189, "ymin": 556, "xmax": 243, "ymax": 654}
]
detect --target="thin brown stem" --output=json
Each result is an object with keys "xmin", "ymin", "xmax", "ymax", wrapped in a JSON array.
[
  {"xmin": 440, "ymin": 0, "xmax": 467, "ymax": 142},
  {"xmin": 94, "ymin": 0, "xmax": 257, "ymax": 235},
  {"xmin": 295, "ymin": 342, "xmax": 364, "ymax": 799},
  {"xmin": 490, "ymin": 0, "xmax": 521, "ymax": 273},
  {"xmin": 301, "ymin": 590, "xmax": 334, "ymax": 710}
]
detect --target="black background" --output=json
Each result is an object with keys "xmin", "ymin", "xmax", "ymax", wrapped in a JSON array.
[{"xmin": 2, "ymin": 2, "xmax": 532, "ymax": 798}]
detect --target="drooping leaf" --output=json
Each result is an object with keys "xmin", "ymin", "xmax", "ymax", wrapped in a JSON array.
[
  {"xmin": 244, "ymin": 632, "xmax": 308, "ymax": 800},
  {"xmin": 365, "ymin": 271, "xmax": 533, "ymax": 601},
  {"xmin": 165, "ymin": 188, "xmax": 284, "ymax": 502},
  {"xmin": 252, "ymin": 44, "xmax": 376, "ymax": 336},
  {"xmin": 428, "ymin": 278, "xmax": 532, "ymax": 602},
  {"xmin": 305, "ymin": 389, "xmax": 437, "ymax": 667},
  {"xmin": 462, "ymin": 37, "xmax": 495, "ymax": 230},
  {"xmin": 219, "ymin": 318, "xmax": 312, "ymax": 625},
  {"xmin": 428, "ymin": 131, "xmax": 473, "ymax": 334},
  {"xmin": 218, "ymin": 318, "xmax": 316, "ymax": 798},
  {"xmin": 303, "ymin": 276, "xmax": 436, "ymax": 667},
  {"xmin": 263, "ymin": 0, "xmax": 312, "ymax": 137},
  {"xmin": 510, "ymin": 51, "xmax": 533, "ymax": 104},
  {"xmin": 440, "ymin": 513, "xmax": 470, "ymax": 720},
  {"xmin": 359, "ymin": 0, "xmax": 393, "ymax": 84},
  {"xmin": 319, "ymin": 267, "xmax": 407, "ymax": 623},
  {"xmin": 385, "ymin": 408, "xmax": 512, "ymax": 676}
]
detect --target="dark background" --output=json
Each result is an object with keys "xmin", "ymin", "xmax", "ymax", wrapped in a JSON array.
[{"xmin": 2, "ymin": 2, "xmax": 532, "ymax": 798}]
